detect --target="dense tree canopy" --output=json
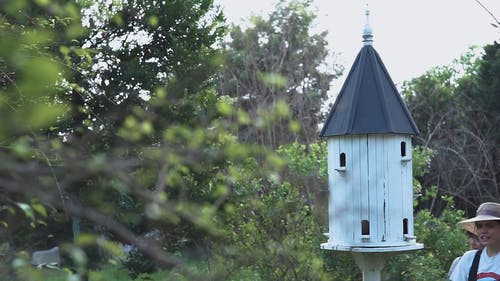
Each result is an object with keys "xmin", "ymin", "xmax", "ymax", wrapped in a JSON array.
[
  {"xmin": 0, "ymin": 0, "xmax": 233, "ymax": 278},
  {"xmin": 219, "ymin": 0, "xmax": 342, "ymax": 148},
  {"xmin": 0, "ymin": 1, "xmax": 336, "ymax": 280},
  {"xmin": 402, "ymin": 43, "xmax": 500, "ymax": 214}
]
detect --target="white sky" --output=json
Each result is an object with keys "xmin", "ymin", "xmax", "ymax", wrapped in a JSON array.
[{"xmin": 215, "ymin": 0, "xmax": 500, "ymax": 97}]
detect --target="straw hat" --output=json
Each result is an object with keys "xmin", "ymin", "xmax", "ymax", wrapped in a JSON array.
[{"xmin": 459, "ymin": 202, "xmax": 500, "ymax": 234}]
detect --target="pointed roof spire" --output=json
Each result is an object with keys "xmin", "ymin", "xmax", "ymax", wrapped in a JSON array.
[
  {"xmin": 319, "ymin": 5, "xmax": 419, "ymax": 137},
  {"xmin": 362, "ymin": 4, "xmax": 373, "ymax": 45}
]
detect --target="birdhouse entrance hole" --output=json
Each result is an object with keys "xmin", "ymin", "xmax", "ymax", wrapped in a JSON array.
[
  {"xmin": 340, "ymin": 153, "xmax": 346, "ymax": 167},
  {"xmin": 361, "ymin": 220, "xmax": 370, "ymax": 235},
  {"xmin": 400, "ymin": 141, "xmax": 406, "ymax": 157}
]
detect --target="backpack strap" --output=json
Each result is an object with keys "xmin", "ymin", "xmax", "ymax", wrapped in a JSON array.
[{"xmin": 468, "ymin": 249, "xmax": 482, "ymax": 281}]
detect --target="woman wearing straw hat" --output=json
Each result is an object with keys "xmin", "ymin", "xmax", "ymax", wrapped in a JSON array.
[{"xmin": 450, "ymin": 202, "xmax": 500, "ymax": 281}]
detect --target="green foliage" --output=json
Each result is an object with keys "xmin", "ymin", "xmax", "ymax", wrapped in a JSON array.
[
  {"xmin": 387, "ymin": 254, "xmax": 445, "ymax": 281},
  {"xmin": 474, "ymin": 42, "xmax": 500, "ymax": 117},
  {"xmin": 276, "ymin": 141, "xmax": 328, "ymax": 223},
  {"xmin": 386, "ymin": 194, "xmax": 468, "ymax": 281},
  {"xmin": 1, "ymin": 1, "xmax": 491, "ymax": 281},
  {"xmin": 218, "ymin": 159, "xmax": 330, "ymax": 281},
  {"xmin": 322, "ymin": 252, "xmax": 361, "ymax": 280},
  {"xmin": 89, "ymin": 265, "xmax": 134, "ymax": 281},
  {"xmin": 220, "ymin": 0, "xmax": 342, "ymax": 148},
  {"xmin": 66, "ymin": 0, "xmax": 227, "ymax": 139},
  {"xmin": 0, "ymin": 0, "xmax": 229, "ymax": 279},
  {"xmin": 411, "ymin": 145, "xmax": 435, "ymax": 196},
  {"xmin": 0, "ymin": 0, "xmax": 88, "ymax": 272},
  {"xmin": 278, "ymin": 141, "xmax": 327, "ymax": 178},
  {"xmin": 412, "ymin": 146, "xmax": 435, "ymax": 179},
  {"xmin": 403, "ymin": 44, "xmax": 500, "ymax": 209},
  {"xmin": 124, "ymin": 249, "xmax": 158, "ymax": 278},
  {"xmin": 0, "ymin": 0, "xmax": 84, "ymax": 138},
  {"xmin": 402, "ymin": 65, "xmax": 457, "ymax": 145}
]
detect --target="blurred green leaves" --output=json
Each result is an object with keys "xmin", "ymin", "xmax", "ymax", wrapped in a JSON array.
[
  {"xmin": 0, "ymin": 0, "xmax": 87, "ymax": 139},
  {"xmin": 257, "ymin": 71, "xmax": 287, "ymax": 88}
]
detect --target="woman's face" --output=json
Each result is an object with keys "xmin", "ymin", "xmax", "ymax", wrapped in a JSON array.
[{"xmin": 475, "ymin": 220, "xmax": 500, "ymax": 249}]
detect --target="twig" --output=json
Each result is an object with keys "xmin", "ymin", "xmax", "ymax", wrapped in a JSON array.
[{"xmin": 475, "ymin": 0, "xmax": 500, "ymax": 26}]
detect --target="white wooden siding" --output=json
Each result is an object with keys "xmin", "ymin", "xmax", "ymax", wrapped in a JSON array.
[{"xmin": 327, "ymin": 134, "xmax": 417, "ymax": 247}]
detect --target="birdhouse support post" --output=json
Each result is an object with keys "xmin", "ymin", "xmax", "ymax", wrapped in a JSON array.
[{"xmin": 352, "ymin": 252, "xmax": 389, "ymax": 281}]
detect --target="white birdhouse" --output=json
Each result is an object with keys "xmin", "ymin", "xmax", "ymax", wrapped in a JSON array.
[{"xmin": 320, "ymin": 9, "xmax": 423, "ymax": 254}]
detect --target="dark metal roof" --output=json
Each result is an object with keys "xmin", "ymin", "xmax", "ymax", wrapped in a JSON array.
[{"xmin": 320, "ymin": 45, "xmax": 419, "ymax": 137}]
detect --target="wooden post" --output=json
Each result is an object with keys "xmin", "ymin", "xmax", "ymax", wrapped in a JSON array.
[{"xmin": 352, "ymin": 252, "xmax": 389, "ymax": 281}]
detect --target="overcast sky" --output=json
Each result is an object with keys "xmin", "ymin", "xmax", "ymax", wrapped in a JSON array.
[{"xmin": 215, "ymin": 0, "xmax": 500, "ymax": 96}]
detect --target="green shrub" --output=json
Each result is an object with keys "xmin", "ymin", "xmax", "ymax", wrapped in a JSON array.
[{"xmin": 385, "ymin": 194, "xmax": 468, "ymax": 281}]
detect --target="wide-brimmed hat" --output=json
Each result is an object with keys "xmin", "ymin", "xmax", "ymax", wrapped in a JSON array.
[{"xmin": 459, "ymin": 202, "xmax": 500, "ymax": 234}]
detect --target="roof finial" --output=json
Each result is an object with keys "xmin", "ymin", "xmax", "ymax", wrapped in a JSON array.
[{"xmin": 362, "ymin": 3, "xmax": 373, "ymax": 45}]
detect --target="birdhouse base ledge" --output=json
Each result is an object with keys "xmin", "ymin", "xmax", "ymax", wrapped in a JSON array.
[{"xmin": 320, "ymin": 243, "xmax": 423, "ymax": 253}]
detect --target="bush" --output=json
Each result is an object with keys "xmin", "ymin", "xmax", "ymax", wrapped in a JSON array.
[{"xmin": 385, "ymin": 194, "xmax": 468, "ymax": 281}]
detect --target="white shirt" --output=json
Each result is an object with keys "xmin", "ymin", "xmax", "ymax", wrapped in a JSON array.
[
  {"xmin": 450, "ymin": 249, "xmax": 500, "ymax": 281},
  {"xmin": 449, "ymin": 256, "xmax": 462, "ymax": 278}
]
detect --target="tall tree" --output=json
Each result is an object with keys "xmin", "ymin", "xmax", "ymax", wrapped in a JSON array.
[
  {"xmin": 219, "ymin": 0, "xmax": 342, "ymax": 149},
  {"xmin": 56, "ymin": 0, "xmax": 232, "ymax": 273},
  {"xmin": 0, "ymin": 0, "xmax": 235, "ymax": 279},
  {"xmin": 60, "ymin": 0, "xmax": 226, "ymax": 145},
  {"xmin": 0, "ymin": 1, "xmax": 335, "ymax": 278},
  {"xmin": 0, "ymin": 0, "xmax": 89, "ymax": 278},
  {"xmin": 402, "ymin": 45, "xmax": 500, "ymax": 214},
  {"xmin": 453, "ymin": 42, "xmax": 500, "ymax": 210}
]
